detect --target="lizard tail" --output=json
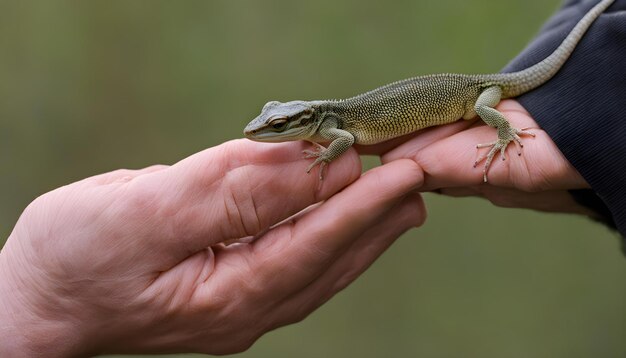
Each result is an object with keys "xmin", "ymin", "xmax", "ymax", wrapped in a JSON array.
[{"xmin": 489, "ymin": 0, "xmax": 614, "ymax": 98}]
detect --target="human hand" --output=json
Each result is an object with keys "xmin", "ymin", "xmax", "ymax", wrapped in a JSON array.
[
  {"xmin": 358, "ymin": 100, "xmax": 595, "ymax": 217},
  {"xmin": 0, "ymin": 140, "xmax": 425, "ymax": 357}
]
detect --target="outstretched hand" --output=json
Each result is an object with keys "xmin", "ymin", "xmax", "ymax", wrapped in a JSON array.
[
  {"xmin": 0, "ymin": 140, "xmax": 425, "ymax": 357},
  {"xmin": 359, "ymin": 100, "xmax": 594, "ymax": 216},
  {"xmin": 0, "ymin": 99, "xmax": 596, "ymax": 357}
]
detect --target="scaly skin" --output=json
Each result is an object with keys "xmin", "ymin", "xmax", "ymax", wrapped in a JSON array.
[{"xmin": 244, "ymin": 0, "xmax": 613, "ymax": 181}]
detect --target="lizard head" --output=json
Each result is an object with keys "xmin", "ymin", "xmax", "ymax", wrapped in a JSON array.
[{"xmin": 244, "ymin": 100, "xmax": 320, "ymax": 142}]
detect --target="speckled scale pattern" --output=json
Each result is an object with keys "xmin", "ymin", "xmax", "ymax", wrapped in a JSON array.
[{"xmin": 320, "ymin": 74, "xmax": 488, "ymax": 145}]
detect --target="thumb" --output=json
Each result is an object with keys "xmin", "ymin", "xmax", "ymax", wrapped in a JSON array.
[{"xmin": 122, "ymin": 139, "xmax": 362, "ymax": 257}]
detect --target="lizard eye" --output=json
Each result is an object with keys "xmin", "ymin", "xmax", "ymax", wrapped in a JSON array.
[{"xmin": 270, "ymin": 119, "xmax": 288, "ymax": 131}]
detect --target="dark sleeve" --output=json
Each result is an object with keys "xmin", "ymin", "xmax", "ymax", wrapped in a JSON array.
[{"xmin": 501, "ymin": 0, "xmax": 626, "ymax": 239}]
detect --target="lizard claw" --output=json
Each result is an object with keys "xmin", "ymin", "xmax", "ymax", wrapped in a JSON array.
[
  {"xmin": 474, "ymin": 127, "xmax": 534, "ymax": 182},
  {"xmin": 306, "ymin": 158, "xmax": 327, "ymax": 180},
  {"xmin": 304, "ymin": 143, "xmax": 328, "ymax": 180},
  {"xmin": 302, "ymin": 150, "xmax": 319, "ymax": 159},
  {"xmin": 302, "ymin": 142, "xmax": 326, "ymax": 159}
]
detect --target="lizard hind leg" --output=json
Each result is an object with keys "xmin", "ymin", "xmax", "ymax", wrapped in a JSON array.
[{"xmin": 473, "ymin": 86, "xmax": 535, "ymax": 182}]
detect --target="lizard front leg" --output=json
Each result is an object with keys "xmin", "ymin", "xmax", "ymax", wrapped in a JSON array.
[
  {"xmin": 473, "ymin": 86, "xmax": 535, "ymax": 182},
  {"xmin": 303, "ymin": 117, "xmax": 354, "ymax": 180}
]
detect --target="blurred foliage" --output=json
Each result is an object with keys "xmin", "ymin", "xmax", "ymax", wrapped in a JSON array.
[{"xmin": 1, "ymin": 0, "xmax": 624, "ymax": 357}]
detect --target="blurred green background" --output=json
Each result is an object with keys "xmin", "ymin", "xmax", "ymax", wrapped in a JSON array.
[{"xmin": 1, "ymin": 0, "xmax": 624, "ymax": 357}]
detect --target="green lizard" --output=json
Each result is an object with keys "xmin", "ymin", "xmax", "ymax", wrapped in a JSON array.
[{"xmin": 244, "ymin": 0, "xmax": 613, "ymax": 182}]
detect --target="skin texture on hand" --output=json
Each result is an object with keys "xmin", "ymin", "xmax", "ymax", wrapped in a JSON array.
[
  {"xmin": 0, "ymin": 140, "xmax": 426, "ymax": 357},
  {"xmin": 357, "ymin": 100, "xmax": 596, "ymax": 217}
]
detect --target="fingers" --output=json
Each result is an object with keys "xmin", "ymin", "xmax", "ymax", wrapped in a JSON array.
[
  {"xmin": 272, "ymin": 192, "xmax": 425, "ymax": 327},
  {"xmin": 227, "ymin": 159, "xmax": 424, "ymax": 300},
  {"xmin": 179, "ymin": 166, "xmax": 424, "ymax": 353},
  {"xmin": 119, "ymin": 139, "xmax": 362, "ymax": 257},
  {"xmin": 382, "ymin": 100, "xmax": 589, "ymax": 192}
]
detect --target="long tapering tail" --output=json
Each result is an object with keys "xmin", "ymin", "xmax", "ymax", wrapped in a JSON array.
[{"xmin": 489, "ymin": 0, "xmax": 614, "ymax": 98}]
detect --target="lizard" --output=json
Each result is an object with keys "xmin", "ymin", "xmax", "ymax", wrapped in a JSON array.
[{"xmin": 244, "ymin": 0, "xmax": 614, "ymax": 182}]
